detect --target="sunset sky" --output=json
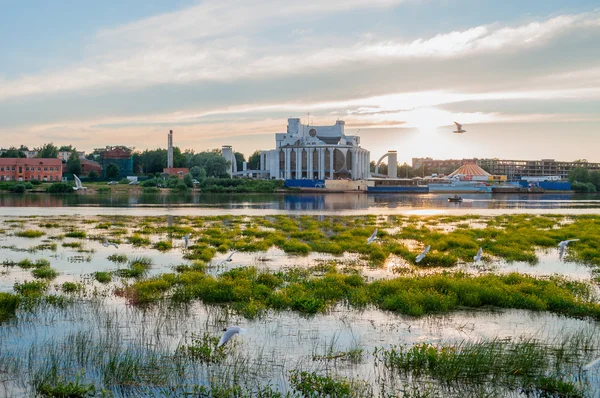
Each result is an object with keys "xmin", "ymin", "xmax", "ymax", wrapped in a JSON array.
[{"xmin": 1, "ymin": 0, "xmax": 599, "ymax": 163}]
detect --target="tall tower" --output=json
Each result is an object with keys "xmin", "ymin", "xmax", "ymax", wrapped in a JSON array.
[{"xmin": 167, "ymin": 130, "xmax": 174, "ymax": 169}]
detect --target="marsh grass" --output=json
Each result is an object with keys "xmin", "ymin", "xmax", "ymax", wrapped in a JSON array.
[
  {"xmin": 94, "ymin": 272, "xmax": 112, "ymax": 284},
  {"xmin": 31, "ymin": 266, "xmax": 59, "ymax": 280},
  {"xmin": 65, "ymin": 230, "xmax": 87, "ymax": 239},
  {"xmin": 127, "ymin": 234, "xmax": 150, "ymax": 247},
  {"xmin": 13, "ymin": 280, "xmax": 48, "ymax": 296},
  {"xmin": 62, "ymin": 242, "xmax": 82, "ymax": 248},
  {"xmin": 17, "ymin": 258, "xmax": 50, "ymax": 269},
  {"xmin": 15, "ymin": 229, "xmax": 45, "ymax": 238},
  {"xmin": 374, "ymin": 335, "xmax": 588, "ymax": 396},
  {"xmin": 153, "ymin": 240, "xmax": 173, "ymax": 251},
  {"xmin": 107, "ymin": 254, "xmax": 128, "ymax": 264},
  {"xmin": 177, "ymin": 332, "xmax": 227, "ymax": 363},
  {"xmin": 0, "ymin": 292, "xmax": 19, "ymax": 321}
]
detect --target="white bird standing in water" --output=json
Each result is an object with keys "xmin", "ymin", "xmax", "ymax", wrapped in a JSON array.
[
  {"xmin": 473, "ymin": 247, "xmax": 483, "ymax": 262},
  {"xmin": 558, "ymin": 239, "xmax": 579, "ymax": 260},
  {"xmin": 583, "ymin": 356, "xmax": 600, "ymax": 371},
  {"xmin": 367, "ymin": 229, "xmax": 378, "ymax": 244},
  {"xmin": 183, "ymin": 233, "xmax": 191, "ymax": 249},
  {"xmin": 415, "ymin": 245, "xmax": 430, "ymax": 263},
  {"xmin": 217, "ymin": 326, "xmax": 247, "ymax": 347},
  {"xmin": 103, "ymin": 238, "xmax": 118, "ymax": 248},
  {"xmin": 73, "ymin": 175, "xmax": 87, "ymax": 191}
]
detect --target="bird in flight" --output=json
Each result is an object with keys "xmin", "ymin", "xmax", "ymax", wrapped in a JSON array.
[
  {"xmin": 415, "ymin": 245, "xmax": 430, "ymax": 263},
  {"xmin": 558, "ymin": 239, "xmax": 579, "ymax": 260},
  {"xmin": 367, "ymin": 229, "xmax": 378, "ymax": 244},
  {"xmin": 473, "ymin": 247, "xmax": 483, "ymax": 262},
  {"xmin": 73, "ymin": 175, "xmax": 87, "ymax": 191},
  {"xmin": 453, "ymin": 122, "xmax": 466, "ymax": 134},
  {"xmin": 217, "ymin": 326, "xmax": 247, "ymax": 348},
  {"xmin": 103, "ymin": 238, "xmax": 118, "ymax": 248},
  {"xmin": 183, "ymin": 233, "xmax": 191, "ymax": 249}
]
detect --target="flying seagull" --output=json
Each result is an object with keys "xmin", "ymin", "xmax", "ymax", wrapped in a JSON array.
[
  {"xmin": 217, "ymin": 326, "xmax": 247, "ymax": 348},
  {"xmin": 558, "ymin": 239, "xmax": 579, "ymax": 260},
  {"xmin": 367, "ymin": 229, "xmax": 378, "ymax": 245},
  {"xmin": 473, "ymin": 247, "xmax": 483, "ymax": 262},
  {"xmin": 103, "ymin": 238, "xmax": 118, "ymax": 249},
  {"xmin": 73, "ymin": 175, "xmax": 87, "ymax": 191},
  {"xmin": 453, "ymin": 121, "xmax": 466, "ymax": 134},
  {"xmin": 415, "ymin": 245, "xmax": 431, "ymax": 263},
  {"xmin": 183, "ymin": 233, "xmax": 191, "ymax": 249}
]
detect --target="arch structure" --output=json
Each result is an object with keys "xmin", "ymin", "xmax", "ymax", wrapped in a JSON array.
[
  {"xmin": 374, "ymin": 151, "xmax": 398, "ymax": 178},
  {"xmin": 257, "ymin": 118, "xmax": 370, "ymax": 180}
]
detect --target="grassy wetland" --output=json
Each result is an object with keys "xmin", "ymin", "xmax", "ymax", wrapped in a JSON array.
[{"xmin": 0, "ymin": 213, "xmax": 600, "ymax": 396}]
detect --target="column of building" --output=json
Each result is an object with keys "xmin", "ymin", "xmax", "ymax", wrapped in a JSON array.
[
  {"xmin": 285, "ymin": 148, "xmax": 291, "ymax": 179},
  {"xmin": 329, "ymin": 149, "xmax": 334, "ymax": 179},
  {"xmin": 296, "ymin": 149, "xmax": 302, "ymax": 179},
  {"xmin": 318, "ymin": 148, "xmax": 325, "ymax": 180},
  {"xmin": 307, "ymin": 149, "xmax": 313, "ymax": 179}
]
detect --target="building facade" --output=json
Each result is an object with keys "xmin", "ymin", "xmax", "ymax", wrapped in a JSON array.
[
  {"xmin": 0, "ymin": 158, "xmax": 63, "ymax": 181},
  {"xmin": 100, "ymin": 146, "xmax": 134, "ymax": 178},
  {"xmin": 412, "ymin": 157, "xmax": 600, "ymax": 180},
  {"xmin": 259, "ymin": 118, "xmax": 370, "ymax": 180},
  {"xmin": 80, "ymin": 159, "xmax": 102, "ymax": 176}
]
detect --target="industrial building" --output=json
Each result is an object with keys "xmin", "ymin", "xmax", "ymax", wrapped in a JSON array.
[
  {"xmin": 163, "ymin": 130, "xmax": 189, "ymax": 177},
  {"xmin": 257, "ymin": 118, "xmax": 370, "ymax": 180},
  {"xmin": 412, "ymin": 157, "xmax": 598, "ymax": 180}
]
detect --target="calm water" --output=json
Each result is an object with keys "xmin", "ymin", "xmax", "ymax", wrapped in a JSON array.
[{"xmin": 1, "ymin": 192, "xmax": 600, "ymax": 216}]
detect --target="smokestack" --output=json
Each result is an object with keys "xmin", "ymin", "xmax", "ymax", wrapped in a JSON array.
[{"xmin": 167, "ymin": 130, "xmax": 174, "ymax": 169}]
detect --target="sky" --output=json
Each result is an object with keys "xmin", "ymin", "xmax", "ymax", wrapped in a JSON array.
[{"xmin": 1, "ymin": 0, "xmax": 599, "ymax": 164}]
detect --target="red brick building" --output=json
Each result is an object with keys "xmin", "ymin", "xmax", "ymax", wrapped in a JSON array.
[
  {"xmin": 0, "ymin": 158, "xmax": 63, "ymax": 182},
  {"xmin": 80, "ymin": 159, "xmax": 102, "ymax": 176},
  {"xmin": 163, "ymin": 167, "xmax": 190, "ymax": 178}
]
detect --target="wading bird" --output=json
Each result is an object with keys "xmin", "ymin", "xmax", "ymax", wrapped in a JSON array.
[
  {"xmin": 583, "ymin": 357, "xmax": 600, "ymax": 371},
  {"xmin": 473, "ymin": 247, "xmax": 483, "ymax": 262},
  {"xmin": 103, "ymin": 238, "xmax": 118, "ymax": 248},
  {"xmin": 415, "ymin": 245, "xmax": 430, "ymax": 263},
  {"xmin": 558, "ymin": 239, "xmax": 579, "ymax": 260},
  {"xmin": 218, "ymin": 326, "xmax": 247, "ymax": 348},
  {"xmin": 183, "ymin": 233, "xmax": 191, "ymax": 249},
  {"xmin": 225, "ymin": 250, "xmax": 237, "ymax": 262},
  {"xmin": 73, "ymin": 175, "xmax": 87, "ymax": 191},
  {"xmin": 453, "ymin": 121, "xmax": 466, "ymax": 134},
  {"xmin": 367, "ymin": 229, "xmax": 378, "ymax": 244}
]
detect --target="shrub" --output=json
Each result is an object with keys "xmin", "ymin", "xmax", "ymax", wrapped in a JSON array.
[
  {"xmin": 11, "ymin": 184, "xmax": 26, "ymax": 193},
  {"xmin": 46, "ymin": 182, "xmax": 74, "ymax": 193}
]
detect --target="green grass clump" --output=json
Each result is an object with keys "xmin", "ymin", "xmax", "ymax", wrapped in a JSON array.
[
  {"xmin": 17, "ymin": 258, "xmax": 50, "ymax": 269},
  {"xmin": 177, "ymin": 332, "xmax": 226, "ymax": 363},
  {"xmin": 0, "ymin": 292, "xmax": 20, "ymax": 322},
  {"xmin": 61, "ymin": 242, "xmax": 82, "ymax": 248},
  {"xmin": 153, "ymin": 240, "xmax": 173, "ymax": 251},
  {"xmin": 31, "ymin": 266, "xmax": 59, "ymax": 280},
  {"xmin": 61, "ymin": 282, "xmax": 83, "ymax": 294},
  {"xmin": 127, "ymin": 234, "xmax": 150, "ymax": 247},
  {"xmin": 15, "ymin": 229, "xmax": 45, "ymax": 238},
  {"xmin": 93, "ymin": 272, "xmax": 112, "ymax": 284},
  {"xmin": 64, "ymin": 230, "xmax": 86, "ymax": 238},
  {"xmin": 14, "ymin": 280, "xmax": 48, "ymax": 296},
  {"xmin": 282, "ymin": 239, "xmax": 311, "ymax": 255},
  {"xmin": 36, "ymin": 377, "xmax": 97, "ymax": 397},
  {"xmin": 289, "ymin": 370, "xmax": 370, "ymax": 397}
]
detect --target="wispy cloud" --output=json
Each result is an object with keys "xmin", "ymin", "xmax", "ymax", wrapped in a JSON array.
[{"xmin": 1, "ymin": 7, "xmax": 598, "ymax": 101}]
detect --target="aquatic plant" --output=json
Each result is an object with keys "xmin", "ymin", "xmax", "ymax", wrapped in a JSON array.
[
  {"xmin": 107, "ymin": 254, "xmax": 128, "ymax": 263},
  {"xmin": 15, "ymin": 229, "xmax": 45, "ymax": 238},
  {"xmin": 13, "ymin": 280, "xmax": 48, "ymax": 296},
  {"xmin": 31, "ymin": 266, "xmax": 59, "ymax": 280},
  {"xmin": 153, "ymin": 240, "xmax": 173, "ymax": 251},
  {"xmin": 93, "ymin": 272, "xmax": 112, "ymax": 284},
  {"xmin": 65, "ymin": 230, "xmax": 86, "ymax": 238},
  {"xmin": 0, "ymin": 292, "xmax": 20, "ymax": 322}
]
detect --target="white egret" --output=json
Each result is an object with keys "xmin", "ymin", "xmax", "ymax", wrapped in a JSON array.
[
  {"xmin": 558, "ymin": 239, "xmax": 579, "ymax": 260},
  {"xmin": 415, "ymin": 245, "xmax": 430, "ymax": 263},
  {"xmin": 367, "ymin": 229, "xmax": 378, "ymax": 244},
  {"xmin": 225, "ymin": 250, "xmax": 237, "ymax": 262},
  {"xmin": 103, "ymin": 238, "xmax": 118, "ymax": 248},
  {"xmin": 217, "ymin": 326, "xmax": 247, "ymax": 348},
  {"xmin": 583, "ymin": 357, "xmax": 600, "ymax": 371},
  {"xmin": 73, "ymin": 175, "xmax": 87, "ymax": 191},
  {"xmin": 473, "ymin": 247, "xmax": 483, "ymax": 262},
  {"xmin": 183, "ymin": 233, "xmax": 191, "ymax": 249}
]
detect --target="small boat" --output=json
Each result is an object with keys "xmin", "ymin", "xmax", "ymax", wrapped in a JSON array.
[{"xmin": 448, "ymin": 196, "xmax": 463, "ymax": 203}]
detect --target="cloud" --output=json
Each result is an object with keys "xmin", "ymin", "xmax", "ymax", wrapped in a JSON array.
[{"xmin": 0, "ymin": 8, "xmax": 598, "ymax": 101}]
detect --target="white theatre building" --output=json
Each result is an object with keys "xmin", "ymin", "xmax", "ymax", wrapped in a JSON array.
[{"xmin": 259, "ymin": 118, "xmax": 370, "ymax": 180}]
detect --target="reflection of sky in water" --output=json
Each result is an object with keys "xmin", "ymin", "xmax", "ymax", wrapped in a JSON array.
[
  {"xmin": 1, "ymin": 193, "xmax": 600, "ymax": 217},
  {"xmin": 1, "ymin": 300, "xmax": 599, "ymax": 396}
]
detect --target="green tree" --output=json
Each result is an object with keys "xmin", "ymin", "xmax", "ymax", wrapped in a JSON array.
[
  {"xmin": 0, "ymin": 147, "xmax": 26, "ymax": 158},
  {"xmin": 88, "ymin": 170, "xmax": 99, "ymax": 181},
  {"xmin": 589, "ymin": 171, "xmax": 600, "ymax": 191},
  {"xmin": 183, "ymin": 173, "xmax": 193, "ymax": 187},
  {"xmin": 247, "ymin": 150, "xmax": 261, "ymax": 170},
  {"xmin": 189, "ymin": 166, "xmax": 205, "ymax": 180},
  {"xmin": 35, "ymin": 143, "xmax": 59, "ymax": 158},
  {"xmin": 186, "ymin": 151, "xmax": 230, "ymax": 178},
  {"xmin": 568, "ymin": 166, "xmax": 589, "ymax": 183},
  {"xmin": 234, "ymin": 152, "xmax": 245, "ymax": 171},
  {"xmin": 106, "ymin": 163, "xmax": 120, "ymax": 179},
  {"xmin": 66, "ymin": 152, "xmax": 81, "ymax": 175},
  {"xmin": 58, "ymin": 145, "xmax": 75, "ymax": 152}
]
